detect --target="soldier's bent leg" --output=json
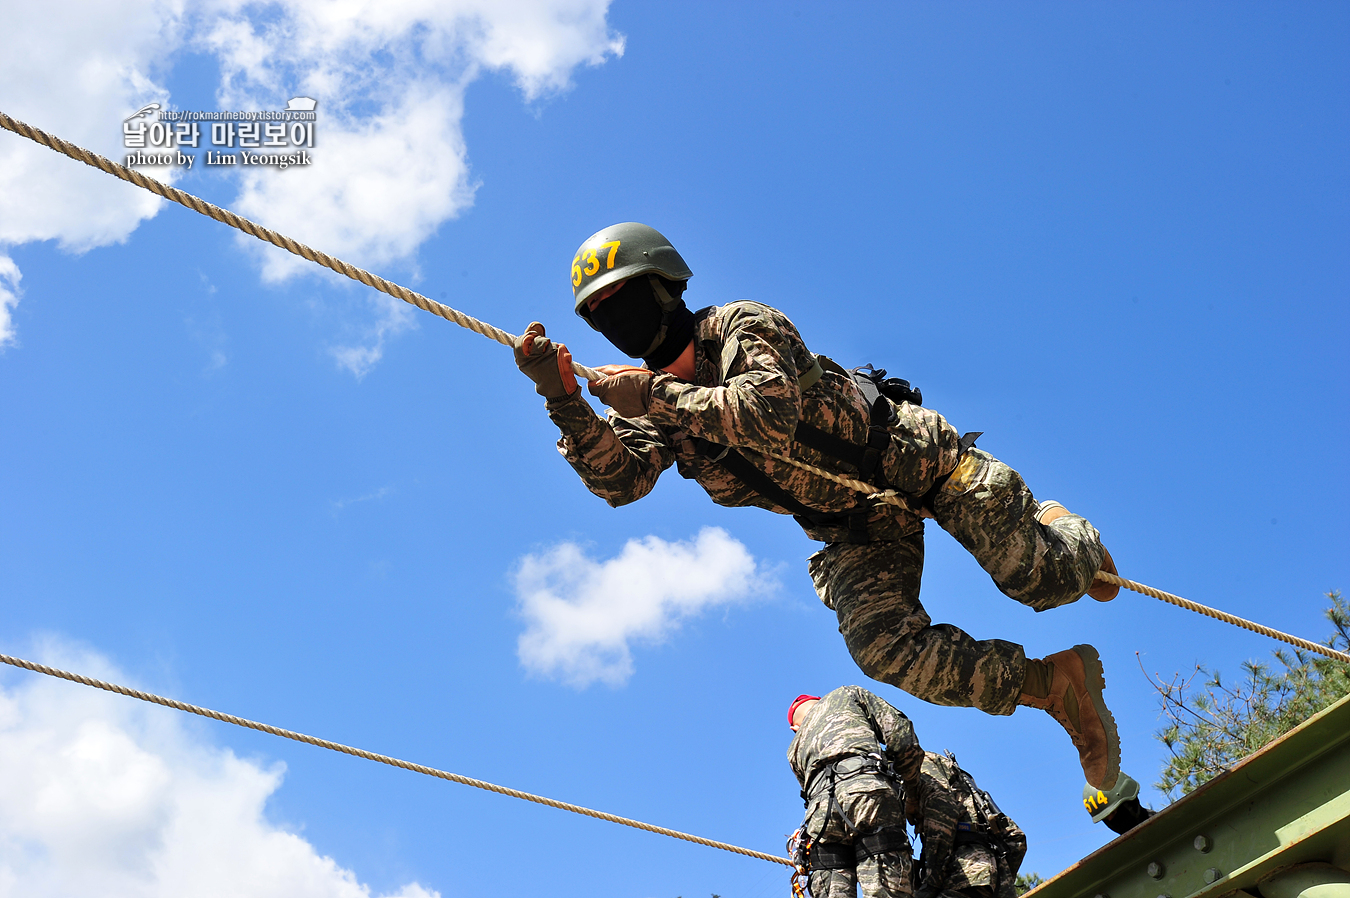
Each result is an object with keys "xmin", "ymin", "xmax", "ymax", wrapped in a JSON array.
[
  {"xmin": 808, "ymin": 535, "xmax": 1027, "ymax": 716},
  {"xmin": 809, "ymin": 866, "xmax": 859, "ymax": 898},
  {"xmin": 879, "ymin": 401, "xmax": 963, "ymax": 496},
  {"xmin": 929, "ymin": 449, "xmax": 1105, "ymax": 612},
  {"xmin": 857, "ymin": 845, "xmax": 913, "ymax": 898},
  {"xmin": 844, "ymin": 789, "xmax": 914, "ymax": 898},
  {"xmin": 806, "ymin": 803, "xmax": 862, "ymax": 898}
]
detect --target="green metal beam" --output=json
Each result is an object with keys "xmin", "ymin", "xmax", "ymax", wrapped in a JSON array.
[{"xmin": 1029, "ymin": 693, "xmax": 1350, "ymax": 898}]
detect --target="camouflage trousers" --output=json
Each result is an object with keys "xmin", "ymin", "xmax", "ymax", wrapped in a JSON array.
[
  {"xmin": 942, "ymin": 844, "xmax": 1009, "ymax": 898},
  {"xmin": 930, "ymin": 448, "xmax": 1104, "ymax": 611},
  {"xmin": 808, "ymin": 449, "xmax": 1105, "ymax": 716},
  {"xmin": 807, "ymin": 786, "xmax": 913, "ymax": 898}
]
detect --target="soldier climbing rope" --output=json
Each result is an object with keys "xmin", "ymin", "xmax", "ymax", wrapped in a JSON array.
[
  {"xmin": 3, "ymin": 109, "xmax": 1341, "ymax": 665},
  {"xmin": 2, "ymin": 108, "xmax": 1339, "ymax": 664},
  {"xmin": 3, "ymin": 106, "xmax": 1349, "ymax": 888}
]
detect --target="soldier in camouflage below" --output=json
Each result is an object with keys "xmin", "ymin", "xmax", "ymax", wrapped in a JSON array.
[
  {"xmin": 787, "ymin": 688, "xmax": 952, "ymax": 898},
  {"xmin": 910, "ymin": 752, "xmax": 1027, "ymax": 898},
  {"xmin": 516, "ymin": 222, "xmax": 1139, "ymax": 798}
]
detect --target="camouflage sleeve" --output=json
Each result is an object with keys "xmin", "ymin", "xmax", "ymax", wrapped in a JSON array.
[
  {"xmin": 787, "ymin": 739, "xmax": 808, "ymax": 788},
  {"xmin": 913, "ymin": 754, "xmax": 959, "ymax": 893},
  {"xmin": 854, "ymin": 686, "xmax": 924, "ymax": 785},
  {"xmin": 646, "ymin": 302, "xmax": 804, "ymax": 452},
  {"xmin": 544, "ymin": 391, "xmax": 676, "ymax": 507}
]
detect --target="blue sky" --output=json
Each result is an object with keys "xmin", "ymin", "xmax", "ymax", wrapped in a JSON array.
[{"xmin": 1, "ymin": 2, "xmax": 1347, "ymax": 896}]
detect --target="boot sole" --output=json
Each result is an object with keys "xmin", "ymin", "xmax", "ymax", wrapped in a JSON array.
[{"xmin": 1073, "ymin": 644, "xmax": 1121, "ymax": 790}]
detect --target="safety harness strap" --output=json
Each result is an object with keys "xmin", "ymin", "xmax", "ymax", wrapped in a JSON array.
[
  {"xmin": 691, "ymin": 438, "xmax": 875, "ymax": 544},
  {"xmin": 803, "ymin": 827, "xmax": 912, "ymax": 873},
  {"xmin": 802, "ymin": 753, "xmax": 896, "ymax": 801},
  {"xmin": 953, "ymin": 827, "xmax": 993, "ymax": 848},
  {"xmin": 692, "ymin": 438, "xmax": 825, "ymax": 521},
  {"xmin": 946, "ymin": 750, "xmax": 1008, "ymax": 833},
  {"xmin": 797, "ymin": 754, "xmax": 909, "ymax": 877},
  {"xmin": 856, "ymin": 826, "xmax": 911, "ymax": 861},
  {"xmin": 792, "ymin": 360, "xmax": 900, "ymax": 487},
  {"xmin": 798, "ymin": 355, "xmax": 825, "ymax": 393},
  {"xmin": 791, "ymin": 389, "xmax": 893, "ymax": 487},
  {"xmin": 689, "ymin": 348, "xmax": 968, "ymax": 543},
  {"xmin": 808, "ymin": 841, "xmax": 855, "ymax": 871}
]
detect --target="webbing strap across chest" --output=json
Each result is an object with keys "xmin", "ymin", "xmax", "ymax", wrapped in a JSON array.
[
  {"xmin": 689, "ymin": 354, "xmax": 892, "ymax": 541},
  {"xmin": 689, "ymin": 435, "xmax": 877, "ymax": 543},
  {"xmin": 692, "ymin": 437, "xmax": 833, "ymax": 518},
  {"xmin": 792, "ymin": 360, "xmax": 896, "ymax": 487}
]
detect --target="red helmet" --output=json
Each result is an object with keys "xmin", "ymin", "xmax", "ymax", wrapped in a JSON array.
[{"xmin": 788, "ymin": 694, "xmax": 821, "ymax": 728}]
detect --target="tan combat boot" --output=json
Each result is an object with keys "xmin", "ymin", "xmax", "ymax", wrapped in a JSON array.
[
  {"xmin": 1036, "ymin": 500, "xmax": 1119, "ymax": 601},
  {"xmin": 1021, "ymin": 644, "xmax": 1121, "ymax": 790}
]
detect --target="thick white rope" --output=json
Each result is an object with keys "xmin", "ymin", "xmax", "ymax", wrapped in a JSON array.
[
  {"xmin": 1094, "ymin": 572, "xmax": 1350, "ymax": 663},
  {"xmin": 0, "ymin": 111, "xmax": 915, "ymax": 505},
  {"xmin": 0, "ymin": 649, "xmax": 792, "ymax": 867},
  {"xmin": 0, "ymin": 111, "xmax": 603, "ymax": 380},
  {"xmin": 2, "ymin": 109, "xmax": 1341, "ymax": 666}
]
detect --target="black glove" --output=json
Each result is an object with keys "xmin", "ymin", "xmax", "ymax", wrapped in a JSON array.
[{"xmin": 513, "ymin": 321, "xmax": 577, "ymax": 400}]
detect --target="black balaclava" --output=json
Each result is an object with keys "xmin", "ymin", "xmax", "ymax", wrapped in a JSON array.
[{"xmin": 588, "ymin": 275, "xmax": 694, "ymax": 370}]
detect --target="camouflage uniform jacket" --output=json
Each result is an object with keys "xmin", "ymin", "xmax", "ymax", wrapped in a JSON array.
[
  {"xmin": 787, "ymin": 686, "xmax": 957, "ymax": 849},
  {"xmin": 915, "ymin": 752, "xmax": 1026, "ymax": 898},
  {"xmin": 545, "ymin": 301, "xmax": 960, "ymax": 543}
]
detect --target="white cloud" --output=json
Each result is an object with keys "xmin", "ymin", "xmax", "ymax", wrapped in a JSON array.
[
  {"xmin": 197, "ymin": 0, "xmax": 624, "ymax": 367},
  {"xmin": 330, "ymin": 485, "xmax": 393, "ymax": 514},
  {"xmin": 514, "ymin": 528, "xmax": 776, "ymax": 688},
  {"xmin": 229, "ymin": 86, "xmax": 476, "ymax": 284},
  {"xmin": 202, "ymin": 0, "xmax": 623, "ymax": 108},
  {"xmin": 0, "ymin": 256, "xmax": 20, "ymax": 350},
  {"xmin": 0, "ymin": 0, "xmax": 181, "ymax": 253},
  {"xmin": 0, "ymin": 642, "xmax": 439, "ymax": 898},
  {"xmin": 0, "ymin": 0, "xmax": 623, "ymax": 363},
  {"xmin": 328, "ymin": 292, "xmax": 419, "ymax": 378}
]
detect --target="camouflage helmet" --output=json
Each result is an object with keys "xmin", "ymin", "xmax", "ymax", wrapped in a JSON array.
[
  {"xmin": 1083, "ymin": 772, "xmax": 1141, "ymax": 823},
  {"xmin": 570, "ymin": 222, "xmax": 693, "ymax": 317}
]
